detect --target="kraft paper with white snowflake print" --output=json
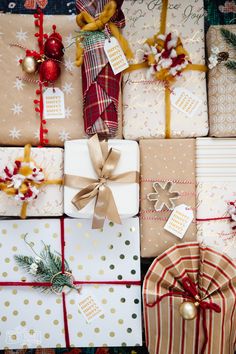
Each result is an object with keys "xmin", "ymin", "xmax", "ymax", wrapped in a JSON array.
[
  {"xmin": 0, "ymin": 14, "xmax": 84, "ymax": 147},
  {"xmin": 0, "ymin": 146, "xmax": 63, "ymax": 217}
]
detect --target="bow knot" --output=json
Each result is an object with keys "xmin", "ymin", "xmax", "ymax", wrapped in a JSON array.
[{"xmin": 64, "ymin": 134, "xmax": 139, "ymax": 229}]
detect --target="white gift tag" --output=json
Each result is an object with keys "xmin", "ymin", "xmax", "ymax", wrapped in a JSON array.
[
  {"xmin": 171, "ymin": 87, "xmax": 201, "ymax": 117},
  {"xmin": 104, "ymin": 37, "xmax": 129, "ymax": 75},
  {"xmin": 43, "ymin": 88, "xmax": 65, "ymax": 119},
  {"xmin": 164, "ymin": 204, "xmax": 194, "ymax": 239},
  {"xmin": 78, "ymin": 291, "xmax": 104, "ymax": 323}
]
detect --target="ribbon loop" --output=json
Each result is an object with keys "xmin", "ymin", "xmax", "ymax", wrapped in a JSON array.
[{"xmin": 65, "ymin": 134, "xmax": 138, "ymax": 229}]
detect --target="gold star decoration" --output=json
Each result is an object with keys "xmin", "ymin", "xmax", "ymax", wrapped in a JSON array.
[{"xmin": 147, "ymin": 181, "xmax": 180, "ymax": 211}]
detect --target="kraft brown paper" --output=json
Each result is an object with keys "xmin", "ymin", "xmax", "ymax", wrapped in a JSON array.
[
  {"xmin": 140, "ymin": 139, "xmax": 196, "ymax": 257},
  {"xmin": 207, "ymin": 25, "xmax": 236, "ymax": 137},
  {"xmin": 0, "ymin": 14, "xmax": 122, "ymax": 147}
]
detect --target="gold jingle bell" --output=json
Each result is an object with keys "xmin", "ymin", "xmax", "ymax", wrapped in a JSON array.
[
  {"xmin": 22, "ymin": 56, "xmax": 38, "ymax": 74},
  {"xmin": 179, "ymin": 301, "xmax": 198, "ymax": 320}
]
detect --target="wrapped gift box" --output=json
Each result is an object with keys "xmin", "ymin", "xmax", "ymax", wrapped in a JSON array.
[
  {"xmin": 143, "ymin": 242, "xmax": 236, "ymax": 354},
  {"xmin": 0, "ymin": 14, "xmax": 121, "ymax": 145},
  {"xmin": 0, "ymin": 218, "xmax": 142, "ymax": 349},
  {"xmin": 122, "ymin": 0, "xmax": 208, "ymax": 139},
  {"xmin": 196, "ymin": 138, "xmax": 236, "ymax": 260},
  {"xmin": 207, "ymin": 25, "xmax": 236, "ymax": 137},
  {"xmin": 64, "ymin": 138, "xmax": 140, "ymax": 220},
  {"xmin": 0, "ymin": 146, "xmax": 63, "ymax": 217},
  {"xmin": 140, "ymin": 139, "xmax": 196, "ymax": 257}
]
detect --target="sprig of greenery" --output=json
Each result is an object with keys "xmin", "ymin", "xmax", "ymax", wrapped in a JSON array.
[
  {"xmin": 220, "ymin": 28, "xmax": 236, "ymax": 49},
  {"xmin": 225, "ymin": 60, "xmax": 236, "ymax": 72},
  {"xmin": 14, "ymin": 235, "xmax": 76, "ymax": 294}
]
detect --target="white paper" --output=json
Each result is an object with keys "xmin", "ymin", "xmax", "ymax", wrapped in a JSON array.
[
  {"xmin": 104, "ymin": 37, "xmax": 129, "ymax": 75},
  {"xmin": 43, "ymin": 88, "xmax": 65, "ymax": 119},
  {"xmin": 0, "ymin": 147, "xmax": 63, "ymax": 217},
  {"xmin": 164, "ymin": 204, "xmax": 194, "ymax": 239},
  {"xmin": 0, "ymin": 218, "xmax": 142, "ymax": 348},
  {"xmin": 64, "ymin": 139, "xmax": 140, "ymax": 219},
  {"xmin": 171, "ymin": 87, "xmax": 202, "ymax": 118}
]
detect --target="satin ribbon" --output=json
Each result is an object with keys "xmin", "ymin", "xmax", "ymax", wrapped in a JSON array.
[
  {"xmin": 75, "ymin": 0, "xmax": 133, "ymax": 67},
  {"xmin": 125, "ymin": 0, "xmax": 207, "ymax": 139},
  {"xmin": 0, "ymin": 218, "xmax": 141, "ymax": 347},
  {"xmin": 145, "ymin": 276, "xmax": 221, "ymax": 354},
  {"xmin": 0, "ymin": 144, "xmax": 62, "ymax": 219},
  {"xmin": 64, "ymin": 134, "xmax": 139, "ymax": 229}
]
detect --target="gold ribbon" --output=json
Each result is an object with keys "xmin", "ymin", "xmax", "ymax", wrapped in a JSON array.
[
  {"xmin": 64, "ymin": 134, "xmax": 139, "ymax": 229},
  {"xmin": 125, "ymin": 0, "xmax": 207, "ymax": 139},
  {"xmin": 0, "ymin": 144, "xmax": 62, "ymax": 219},
  {"xmin": 75, "ymin": 0, "xmax": 133, "ymax": 67}
]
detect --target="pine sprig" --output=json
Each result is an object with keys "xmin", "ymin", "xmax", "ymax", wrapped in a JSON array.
[
  {"xmin": 225, "ymin": 60, "xmax": 236, "ymax": 72},
  {"xmin": 14, "ymin": 237, "xmax": 76, "ymax": 294},
  {"xmin": 221, "ymin": 28, "xmax": 236, "ymax": 50}
]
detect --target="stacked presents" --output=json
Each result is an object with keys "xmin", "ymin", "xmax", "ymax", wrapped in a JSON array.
[{"xmin": 0, "ymin": 0, "xmax": 236, "ymax": 353}]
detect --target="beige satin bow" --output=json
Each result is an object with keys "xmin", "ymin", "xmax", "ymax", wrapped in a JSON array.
[{"xmin": 64, "ymin": 134, "xmax": 139, "ymax": 229}]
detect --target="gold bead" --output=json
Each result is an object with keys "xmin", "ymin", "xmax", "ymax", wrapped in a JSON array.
[
  {"xmin": 179, "ymin": 301, "xmax": 197, "ymax": 320},
  {"xmin": 22, "ymin": 56, "xmax": 38, "ymax": 74}
]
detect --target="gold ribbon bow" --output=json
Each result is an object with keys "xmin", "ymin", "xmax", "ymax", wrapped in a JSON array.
[
  {"xmin": 124, "ymin": 0, "xmax": 207, "ymax": 138},
  {"xmin": 0, "ymin": 144, "xmax": 62, "ymax": 219},
  {"xmin": 75, "ymin": 0, "xmax": 133, "ymax": 67},
  {"xmin": 64, "ymin": 134, "xmax": 139, "ymax": 229}
]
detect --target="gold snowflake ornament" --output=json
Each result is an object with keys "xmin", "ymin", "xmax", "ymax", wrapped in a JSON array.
[{"xmin": 147, "ymin": 181, "xmax": 180, "ymax": 211}]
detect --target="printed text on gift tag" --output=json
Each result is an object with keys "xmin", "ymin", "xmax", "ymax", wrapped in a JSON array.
[
  {"xmin": 171, "ymin": 87, "xmax": 202, "ymax": 117},
  {"xmin": 104, "ymin": 37, "xmax": 129, "ymax": 75},
  {"xmin": 43, "ymin": 88, "xmax": 65, "ymax": 119},
  {"xmin": 164, "ymin": 204, "xmax": 193, "ymax": 239},
  {"xmin": 78, "ymin": 291, "xmax": 104, "ymax": 323}
]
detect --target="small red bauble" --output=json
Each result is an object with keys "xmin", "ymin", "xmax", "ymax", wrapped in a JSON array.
[
  {"xmin": 40, "ymin": 59, "xmax": 61, "ymax": 82},
  {"xmin": 44, "ymin": 37, "xmax": 64, "ymax": 60}
]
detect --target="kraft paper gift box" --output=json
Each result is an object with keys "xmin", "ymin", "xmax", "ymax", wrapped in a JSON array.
[
  {"xmin": 0, "ymin": 145, "xmax": 63, "ymax": 217},
  {"xmin": 0, "ymin": 14, "xmax": 122, "ymax": 146},
  {"xmin": 64, "ymin": 137, "xmax": 140, "ymax": 223},
  {"xmin": 143, "ymin": 242, "xmax": 236, "ymax": 354},
  {"xmin": 0, "ymin": 218, "xmax": 142, "ymax": 349},
  {"xmin": 207, "ymin": 25, "xmax": 236, "ymax": 137},
  {"xmin": 140, "ymin": 139, "xmax": 196, "ymax": 257},
  {"xmin": 122, "ymin": 0, "xmax": 208, "ymax": 139},
  {"xmin": 196, "ymin": 138, "xmax": 236, "ymax": 261}
]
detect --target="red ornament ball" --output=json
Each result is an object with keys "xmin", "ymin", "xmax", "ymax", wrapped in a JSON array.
[
  {"xmin": 44, "ymin": 37, "xmax": 64, "ymax": 60},
  {"xmin": 40, "ymin": 59, "xmax": 61, "ymax": 82}
]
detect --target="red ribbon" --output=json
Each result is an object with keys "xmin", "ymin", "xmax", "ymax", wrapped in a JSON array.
[
  {"xmin": 0, "ymin": 217, "xmax": 141, "ymax": 348},
  {"xmin": 145, "ymin": 276, "xmax": 221, "ymax": 354}
]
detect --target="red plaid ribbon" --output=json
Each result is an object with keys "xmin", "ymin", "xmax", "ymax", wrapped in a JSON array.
[{"xmin": 76, "ymin": 0, "xmax": 125, "ymax": 137}]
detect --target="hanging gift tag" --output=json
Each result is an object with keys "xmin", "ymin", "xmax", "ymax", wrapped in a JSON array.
[
  {"xmin": 171, "ymin": 87, "xmax": 202, "ymax": 118},
  {"xmin": 164, "ymin": 204, "xmax": 194, "ymax": 239},
  {"xmin": 43, "ymin": 87, "xmax": 65, "ymax": 119},
  {"xmin": 78, "ymin": 290, "xmax": 104, "ymax": 324},
  {"xmin": 104, "ymin": 37, "xmax": 129, "ymax": 75}
]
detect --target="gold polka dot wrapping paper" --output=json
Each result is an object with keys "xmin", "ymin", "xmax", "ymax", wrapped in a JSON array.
[{"xmin": 0, "ymin": 218, "xmax": 142, "ymax": 349}]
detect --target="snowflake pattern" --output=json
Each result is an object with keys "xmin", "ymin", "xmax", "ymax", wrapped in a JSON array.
[
  {"xmin": 64, "ymin": 33, "xmax": 74, "ymax": 47},
  {"xmin": 65, "ymin": 107, "xmax": 72, "ymax": 119},
  {"xmin": 13, "ymin": 78, "xmax": 25, "ymax": 91},
  {"xmin": 65, "ymin": 57, "xmax": 75, "ymax": 72},
  {"xmin": 16, "ymin": 29, "xmax": 28, "ymax": 42},
  {"xmin": 59, "ymin": 130, "xmax": 70, "ymax": 142},
  {"xmin": 62, "ymin": 82, "xmax": 73, "ymax": 95},
  {"xmin": 9, "ymin": 127, "xmax": 21, "ymax": 140},
  {"xmin": 34, "ymin": 129, "xmax": 40, "ymax": 140},
  {"xmin": 16, "ymin": 55, "xmax": 24, "ymax": 66},
  {"xmin": 11, "ymin": 103, "xmax": 23, "ymax": 115}
]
